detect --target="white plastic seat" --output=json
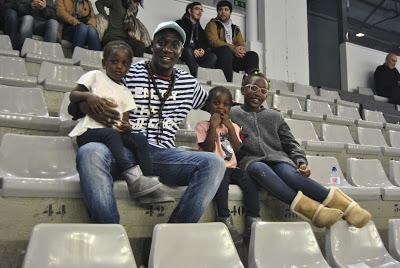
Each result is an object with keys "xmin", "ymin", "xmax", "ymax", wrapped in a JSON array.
[
  {"xmin": 356, "ymin": 86, "xmax": 374, "ymax": 95},
  {"xmin": 197, "ymin": 67, "xmax": 226, "ymax": 83},
  {"xmin": 305, "ymin": 99, "xmax": 352, "ymax": 125},
  {"xmin": 148, "ymin": 222, "xmax": 244, "ymax": 268},
  {"xmin": 0, "ymin": 56, "xmax": 37, "ymax": 87},
  {"xmin": 21, "ymin": 38, "xmax": 73, "ymax": 65},
  {"xmin": 272, "ymin": 94, "xmax": 302, "ymax": 113},
  {"xmin": 347, "ymin": 158, "xmax": 400, "ymax": 200},
  {"xmin": 389, "ymin": 219, "xmax": 400, "ymax": 261},
  {"xmin": 293, "ymin": 83, "xmax": 316, "ymax": 96},
  {"xmin": 389, "ymin": 130, "xmax": 400, "ymax": 148},
  {"xmin": 0, "ymin": 134, "xmax": 80, "ymax": 198},
  {"xmin": 0, "ymin": 85, "xmax": 60, "ymax": 131},
  {"xmin": 389, "ymin": 160, "xmax": 400, "ymax": 187},
  {"xmin": 356, "ymin": 127, "xmax": 400, "ymax": 156},
  {"xmin": 270, "ymin": 79, "xmax": 290, "ymax": 92},
  {"xmin": 183, "ymin": 109, "xmax": 210, "ymax": 130},
  {"xmin": 23, "ymin": 224, "xmax": 136, "ymax": 268},
  {"xmin": 363, "ymin": 109, "xmax": 386, "ymax": 124},
  {"xmin": 38, "ymin": 61, "xmax": 85, "ymax": 92},
  {"xmin": 326, "ymin": 220, "xmax": 400, "ymax": 268},
  {"xmin": 72, "ymin": 46, "xmax": 102, "ymax": 70},
  {"xmin": 248, "ymin": 222, "xmax": 330, "ymax": 268},
  {"xmin": 306, "ymin": 155, "xmax": 380, "ymax": 200},
  {"xmin": 319, "ymin": 88, "xmax": 341, "ymax": 102},
  {"xmin": 336, "ymin": 104, "xmax": 361, "ymax": 120},
  {"xmin": 0, "ymin": 35, "xmax": 19, "ymax": 56},
  {"xmin": 59, "ymin": 92, "xmax": 77, "ymax": 132}
]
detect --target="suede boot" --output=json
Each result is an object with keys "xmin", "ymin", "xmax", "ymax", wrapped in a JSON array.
[
  {"xmin": 216, "ymin": 215, "xmax": 243, "ymax": 245},
  {"xmin": 290, "ymin": 191, "xmax": 343, "ymax": 228},
  {"xmin": 323, "ymin": 187, "xmax": 371, "ymax": 228},
  {"xmin": 123, "ymin": 166, "xmax": 161, "ymax": 198}
]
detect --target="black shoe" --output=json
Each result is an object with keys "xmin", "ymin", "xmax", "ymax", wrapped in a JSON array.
[{"xmin": 216, "ymin": 216, "xmax": 243, "ymax": 245}]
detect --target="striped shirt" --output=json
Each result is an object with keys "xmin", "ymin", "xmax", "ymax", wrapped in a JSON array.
[{"xmin": 125, "ymin": 62, "xmax": 209, "ymax": 148}]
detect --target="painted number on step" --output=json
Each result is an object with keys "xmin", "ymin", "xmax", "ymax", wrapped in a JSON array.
[
  {"xmin": 145, "ymin": 205, "xmax": 165, "ymax": 217},
  {"xmin": 43, "ymin": 204, "xmax": 66, "ymax": 217}
]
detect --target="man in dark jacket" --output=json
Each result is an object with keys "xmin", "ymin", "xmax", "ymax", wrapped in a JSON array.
[
  {"xmin": 176, "ymin": 2, "xmax": 217, "ymax": 77},
  {"xmin": 16, "ymin": 0, "xmax": 58, "ymax": 49},
  {"xmin": 0, "ymin": 0, "xmax": 18, "ymax": 49},
  {"xmin": 374, "ymin": 53, "xmax": 400, "ymax": 104}
]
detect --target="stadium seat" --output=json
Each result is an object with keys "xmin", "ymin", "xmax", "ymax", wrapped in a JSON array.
[
  {"xmin": 347, "ymin": 158, "xmax": 400, "ymax": 200},
  {"xmin": 325, "ymin": 220, "xmax": 400, "ymax": 267},
  {"xmin": 21, "ymin": 38, "xmax": 73, "ymax": 65},
  {"xmin": 197, "ymin": 67, "xmax": 226, "ymax": 84},
  {"xmin": 248, "ymin": 222, "xmax": 330, "ymax": 268},
  {"xmin": 389, "ymin": 219, "xmax": 400, "ymax": 261},
  {"xmin": 0, "ymin": 133, "xmax": 80, "ymax": 198},
  {"xmin": 38, "ymin": 61, "xmax": 85, "ymax": 92},
  {"xmin": 272, "ymin": 94, "xmax": 302, "ymax": 114},
  {"xmin": 356, "ymin": 127, "xmax": 400, "ymax": 156},
  {"xmin": 336, "ymin": 104, "xmax": 361, "ymax": 120},
  {"xmin": 0, "ymin": 56, "xmax": 37, "ymax": 87},
  {"xmin": 363, "ymin": 109, "xmax": 385, "ymax": 123},
  {"xmin": 59, "ymin": 92, "xmax": 76, "ymax": 132},
  {"xmin": 148, "ymin": 222, "xmax": 244, "ymax": 268},
  {"xmin": 182, "ymin": 109, "xmax": 210, "ymax": 130},
  {"xmin": 270, "ymin": 79, "xmax": 290, "ymax": 92},
  {"xmin": 318, "ymin": 88, "xmax": 341, "ymax": 102},
  {"xmin": 0, "ymin": 35, "xmax": 19, "ymax": 57},
  {"xmin": 306, "ymin": 155, "xmax": 380, "ymax": 200},
  {"xmin": 388, "ymin": 130, "xmax": 400, "ymax": 148},
  {"xmin": 305, "ymin": 99, "xmax": 353, "ymax": 125},
  {"xmin": 0, "ymin": 85, "xmax": 60, "ymax": 131},
  {"xmin": 23, "ymin": 224, "xmax": 136, "ymax": 268},
  {"xmin": 373, "ymin": 94, "xmax": 389, "ymax": 103},
  {"xmin": 389, "ymin": 160, "xmax": 400, "ymax": 187},
  {"xmin": 72, "ymin": 46, "xmax": 103, "ymax": 70},
  {"xmin": 356, "ymin": 86, "xmax": 374, "ymax": 96},
  {"xmin": 293, "ymin": 83, "xmax": 316, "ymax": 96}
]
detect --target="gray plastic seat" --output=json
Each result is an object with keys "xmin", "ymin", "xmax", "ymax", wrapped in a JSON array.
[
  {"xmin": 197, "ymin": 67, "xmax": 226, "ymax": 83},
  {"xmin": 389, "ymin": 160, "xmax": 400, "ymax": 187},
  {"xmin": 0, "ymin": 56, "xmax": 37, "ymax": 87},
  {"xmin": 307, "ymin": 155, "xmax": 380, "ymax": 200},
  {"xmin": 183, "ymin": 109, "xmax": 210, "ymax": 130},
  {"xmin": 356, "ymin": 86, "xmax": 374, "ymax": 96},
  {"xmin": 270, "ymin": 79, "xmax": 290, "ymax": 92},
  {"xmin": 336, "ymin": 104, "xmax": 360, "ymax": 120},
  {"xmin": 23, "ymin": 224, "xmax": 136, "ymax": 268},
  {"xmin": 389, "ymin": 130, "xmax": 400, "ymax": 148},
  {"xmin": 374, "ymin": 94, "xmax": 389, "ymax": 102},
  {"xmin": 21, "ymin": 38, "xmax": 73, "ymax": 65},
  {"xmin": 0, "ymin": 85, "xmax": 60, "ymax": 131},
  {"xmin": 248, "ymin": 222, "xmax": 330, "ymax": 268},
  {"xmin": 356, "ymin": 127, "xmax": 400, "ymax": 156},
  {"xmin": 319, "ymin": 88, "xmax": 341, "ymax": 102},
  {"xmin": 38, "ymin": 61, "xmax": 85, "ymax": 92},
  {"xmin": 272, "ymin": 94, "xmax": 302, "ymax": 113},
  {"xmin": 347, "ymin": 158, "xmax": 400, "ymax": 200},
  {"xmin": 326, "ymin": 220, "xmax": 400, "ymax": 268},
  {"xmin": 0, "ymin": 35, "xmax": 19, "ymax": 57},
  {"xmin": 72, "ymin": 46, "xmax": 102, "ymax": 70},
  {"xmin": 363, "ymin": 109, "xmax": 386, "ymax": 123},
  {"xmin": 389, "ymin": 219, "xmax": 400, "ymax": 261},
  {"xmin": 293, "ymin": 83, "xmax": 317, "ymax": 96},
  {"xmin": 304, "ymin": 99, "xmax": 353, "ymax": 125},
  {"xmin": 0, "ymin": 134, "xmax": 80, "ymax": 198},
  {"xmin": 59, "ymin": 92, "xmax": 77, "ymax": 132},
  {"xmin": 148, "ymin": 222, "xmax": 244, "ymax": 268}
]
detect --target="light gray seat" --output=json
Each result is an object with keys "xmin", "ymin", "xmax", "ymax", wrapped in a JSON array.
[
  {"xmin": 23, "ymin": 224, "xmax": 136, "ymax": 268},
  {"xmin": 272, "ymin": 94, "xmax": 302, "ymax": 113},
  {"xmin": 72, "ymin": 46, "xmax": 102, "ymax": 70},
  {"xmin": 0, "ymin": 35, "xmax": 19, "ymax": 56},
  {"xmin": 389, "ymin": 219, "xmax": 400, "ymax": 261},
  {"xmin": 183, "ymin": 109, "xmax": 210, "ymax": 130},
  {"xmin": 336, "ymin": 105, "xmax": 383, "ymax": 128},
  {"xmin": 356, "ymin": 86, "xmax": 374, "ymax": 96},
  {"xmin": 319, "ymin": 88, "xmax": 341, "ymax": 102},
  {"xmin": 148, "ymin": 222, "xmax": 244, "ymax": 268},
  {"xmin": 374, "ymin": 94, "xmax": 389, "ymax": 102},
  {"xmin": 305, "ymin": 100, "xmax": 354, "ymax": 126},
  {"xmin": 0, "ymin": 85, "xmax": 60, "ymax": 131},
  {"xmin": 347, "ymin": 158, "xmax": 400, "ymax": 200},
  {"xmin": 197, "ymin": 67, "xmax": 225, "ymax": 83},
  {"xmin": 326, "ymin": 220, "xmax": 400, "ymax": 268},
  {"xmin": 248, "ymin": 222, "xmax": 330, "ymax": 268},
  {"xmin": 293, "ymin": 83, "xmax": 316, "ymax": 96},
  {"xmin": 389, "ymin": 160, "xmax": 400, "ymax": 187},
  {"xmin": 356, "ymin": 127, "xmax": 400, "ymax": 156},
  {"xmin": 307, "ymin": 155, "xmax": 380, "ymax": 200},
  {"xmin": 389, "ymin": 130, "xmax": 400, "ymax": 148},
  {"xmin": 0, "ymin": 56, "xmax": 37, "ymax": 87},
  {"xmin": 361, "ymin": 109, "xmax": 385, "ymax": 128},
  {"xmin": 21, "ymin": 38, "xmax": 73, "ymax": 65},
  {"xmin": 38, "ymin": 61, "xmax": 85, "ymax": 92},
  {"xmin": 0, "ymin": 134, "xmax": 80, "ymax": 198},
  {"xmin": 59, "ymin": 92, "xmax": 77, "ymax": 132},
  {"xmin": 270, "ymin": 79, "xmax": 290, "ymax": 92}
]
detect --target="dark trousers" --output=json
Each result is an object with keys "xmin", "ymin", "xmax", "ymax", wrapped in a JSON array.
[
  {"xmin": 0, "ymin": 8, "xmax": 18, "ymax": 49},
  {"xmin": 212, "ymin": 45, "xmax": 259, "ymax": 82},
  {"xmin": 77, "ymin": 128, "xmax": 154, "ymax": 175},
  {"xmin": 247, "ymin": 161, "xmax": 329, "ymax": 205},
  {"xmin": 63, "ymin": 23, "xmax": 101, "ymax": 51},
  {"xmin": 214, "ymin": 167, "xmax": 260, "ymax": 218},
  {"xmin": 387, "ymin": 86, "xmax": 400, "ymax": 105},
  {"xmin": 181, "ymin": 47, "xmax": 217, "ymax": 77}
]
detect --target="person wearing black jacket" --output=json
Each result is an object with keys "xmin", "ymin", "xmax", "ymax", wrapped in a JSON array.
[
  {"xmin": 0, "ymin": 0, "xmax": 18, "ymax": 49},
  {"xmin": 374, "ymin": 53, "xmax": 400, "ymax": 104},
  {"xmin": 176, "ymin": 2, "xmax": 217, "ymax": 77}
]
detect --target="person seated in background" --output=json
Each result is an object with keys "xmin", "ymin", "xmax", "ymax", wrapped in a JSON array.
[
  {"xmin": 176, "ymin": 1, "xmax": 217, "ymax": 77},
  {"xmin": 96, "ymin": 0, "xmax": 152, "ymax": 57},
  {"xmin": 16, "ymin": 0, "xmax": 58, "ymax": 49},
  {"xmin": 56, "ymin": 0, "xmax": 101, "ymax": 51},
  {"xmin": 205, "ymin": 0, "xmax": 259, "ymax": 82},
  {"xmin": 0, "ymin": 0, "xmax": 19, "ymax": 49},
  {"xmin": 374, "ymin": 52, "xmax": 400, "ymax": 105}
]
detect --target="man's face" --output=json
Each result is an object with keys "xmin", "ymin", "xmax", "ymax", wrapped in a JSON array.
[
  {"xmin": 217, "ymin": 6, "xmax": 231, "ymax": 22},
  {"xmin": 151, "ymin": 29, "xmax": 183, "ymax": 75},
  {"xmin": 386, "ymin": 54, "xmax": 398, "ymax": 70},
  {"xmin": 189, "ymin": 4, "xmax": 203, "ymax": 21}
]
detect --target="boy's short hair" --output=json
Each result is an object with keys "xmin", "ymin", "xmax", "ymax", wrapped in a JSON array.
[
  {"xmin": 203, "ymin": 86, "xmax": 233, "ymax": 112},
  {"xmin": 103, "ymin": 40, "xmax": 133, "ymax": 62},
  {"xmin": 185, "ymin": 1, "xmax": 202, "ymax": 15},
  {"xmin": 217, "ymin": 0, "xmax": 232, "ymax": 12}
]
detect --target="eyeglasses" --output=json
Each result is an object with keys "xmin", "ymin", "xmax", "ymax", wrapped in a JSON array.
[
  {"xmin": 193, "ymin": 6, "xmax": 204, "ymax": 12},
  {"xmin": 243, "ymin": 84, "xmax": 269, "ymax": 94},
  {"xmin": 154, "ymin": 38, "xmax": 183, "ymax": 51}
]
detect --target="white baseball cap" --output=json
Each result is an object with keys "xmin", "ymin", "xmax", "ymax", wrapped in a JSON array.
[{"xmin": 153, "ymin": 21, "xmax": 186, "ymax": 42}]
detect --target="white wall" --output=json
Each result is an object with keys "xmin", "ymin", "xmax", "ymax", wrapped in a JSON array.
[
  {"xmin": 340, "ymin": 42, "xmax": 387, "ymax": 91},
  {"xmin": 260, "ymin": 0, "xmax": 309, "ymax": 84}
]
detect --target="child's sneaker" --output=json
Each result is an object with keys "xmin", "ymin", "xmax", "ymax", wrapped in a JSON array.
[{"xmin": 216, "ymin": 215, "xmax": 243, "ymax": 245}]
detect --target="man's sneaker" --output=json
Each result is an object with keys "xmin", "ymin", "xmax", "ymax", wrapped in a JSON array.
[{"xmin": 216, "ymin": 215, "xmax": 243, "ymax": 245}]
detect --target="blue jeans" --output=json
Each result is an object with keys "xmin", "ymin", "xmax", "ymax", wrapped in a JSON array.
[
  {"xmin": 64, "ymin": 23, "xmax": 101, "ymax": 51},
  {"xmin": 247, "ymin": 161, "xmax": 329, "ymax": 205},
  {"xmin": 76, "ymin": 142, "xmax": 226, "ymax": 223},
  {"xmin": 19, "ymin": 15, "xmax": 58, "ymax": 49},
  {"xmin": 0, "ymin": 8, "xmax": 18, "ymax": 49}
]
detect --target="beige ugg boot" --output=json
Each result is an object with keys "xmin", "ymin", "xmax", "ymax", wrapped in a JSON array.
[
  {"xmin": 323, "ymin": 187, "xmax": 371, "ymax": 228},
  {"xmin": 290, "ymin": 191, "xmax": 343, "ymax": 228}
]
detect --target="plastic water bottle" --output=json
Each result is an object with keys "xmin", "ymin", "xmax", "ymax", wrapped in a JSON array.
[{"xmin": 329, "ymin": 166, "xmax": 341, "ymax": 185}]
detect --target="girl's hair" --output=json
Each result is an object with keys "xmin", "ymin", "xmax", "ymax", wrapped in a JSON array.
[
  {"xmin": 242, "ymin": 69, "xmax": 268, "ymax": 86},
  {"xmin": 103, "ymin": 40, "xmax": 134, "ymax": 62},
  {"xmin": 204, "ymin": 86, "xmax": 233, "ymax": 112}
]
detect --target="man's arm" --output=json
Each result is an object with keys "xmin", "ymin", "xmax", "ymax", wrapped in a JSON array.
[
  {"xmin": 204, "ymin": 21, "xmax": 235, "ymax": 51},
  {"xmin": 95, "ymin": 0, "xmax": 111, "ymax": 19},
  {"xmin": 40, "ymin": 0, "xmax": 57, "ymax": 20}
]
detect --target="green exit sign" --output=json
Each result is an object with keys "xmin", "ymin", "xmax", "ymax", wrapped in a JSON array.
[{"xmin": 234, "ymin": 0, "xmax": 246, "ymax": 8}]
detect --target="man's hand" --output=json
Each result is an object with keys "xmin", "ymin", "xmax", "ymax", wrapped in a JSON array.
[
  {"xmin": 297, "ymin": 163, "xmax": 311, "ymax": 177},
  {"xmin": 194, "ymin": 48, "xmax": 205, "ymax": 58},
  {"xmin": 128, "ymin": 31, "xmax": 136, "ymax": 39},
  {"xmin": 32, "ymin": 0, "xmax": 46, "ymax": 9},
  {"xmin": 85, "ymin": 98, "xmax": 120, "ymax": 127},
  {"xmin": 210, "ymin": 113, "xmax": 222, "ymax": 128},
  {"xmin": 114, "ymin": 120, "xmax": 132, "ymax": 133},
  {"xmin": 234, "ymin": 46, "xmax": 246, "ymax": 58}
]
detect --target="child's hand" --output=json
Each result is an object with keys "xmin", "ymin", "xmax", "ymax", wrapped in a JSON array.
[
  {"xmin": 115, "ymin": 120, "xmax": 132, "ymax": 133},
  {"xmin": 210, "ymin": 113, "xmax": 222, "ymax": 128},
  {"xmin": 297, "ymin": 163, "xmax": 311, "ymax": 177},
  {"xmin": 220, "ymin": 113, "xmax": 234, "ymax": 129}
]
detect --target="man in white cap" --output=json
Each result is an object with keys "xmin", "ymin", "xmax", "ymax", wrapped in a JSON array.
[{"xmin": 68, "ymin": 21, "xmax": 226, "ymax": 223}]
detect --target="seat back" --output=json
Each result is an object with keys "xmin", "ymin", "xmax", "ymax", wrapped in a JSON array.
[
  {"xmin": 284, "ymin": 118, "xmax": 319, "ymax": 142},
  {"xmin": 272, "ymin": 94, "xmax": 302, "ymax": 112},
  {"xmin": 198, "ymin": 67, "xmax": 226, "ymax": 83},
  {"xmin": 306, "ymin": 155, "xmax": 351, "ymax": 187},
  {"xmin": 23, "ymin": 224, "xmax": 136, "ymax": 268},
  {"xmin": 356, "ymin": 127, "xmax": 388, "ymax": 146},
  {"xmin": 72, "ymin": 46, "xmax": 102, "ymax": 69},
  {"xmin": 319, "ymin": 88, "xmax": 341, "ymax": 101},
  {"xmin": 149, "ymin": 223, "xmax": 244, "ymax": 268},
  {"xmin": 248, "ymin": 222, "xmax": 329, "ymax": 268},
  {"xmin": 293, "ymin": 83, "xmax": 316, "ymax": 96},
  {"xmin": 0, "ymin": 56, "xmax": 29, "ymax": 76},
  {"xmin": 305, "ymin": 99, "xmax": 333, "ymax": 115},
  {"xmin": 38, "ymin": 61, "xmax": 85, "ymax": 84},
  {"xmin": 389, "ymin": 219, "xmax": 400, "ymax": 261},
  {"xmin": 357, "ymin": 86, "xmax": 374, "ymax": 96},
  {"xmin": 322, "ymin": 123, "xmax": 355, "ymax": 143},
  {"xmin": 0, "ymin": 35, "xmax": 14, "ymax": 50},
  {"xmin": 270, "ymin": 79, "xmax": 290, "ymax": 92},
  {"xmin": 336, "ymin": 105, "xmax": 361, "ymax": 120},
  {"xmin": 347, "ymin": 158, "xmax": 393, "ymax": 187},
  {"xmin": 21, "ymin": 38, "xmax": 65, "ymax": 58},
  {"xmin": 183, "ymin": 110, "xmax": 210, "ymax": 130},
  {"xmin": 389, "ymin": 160, "xmax": 400, "ymax": 187},
  {"xmin": 388, "ymin": 130, "xmax": 400, "ymax": 148},
  {"xmin": 363, "ymin": 109, "xmax": 386, "ymax": 123}
]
